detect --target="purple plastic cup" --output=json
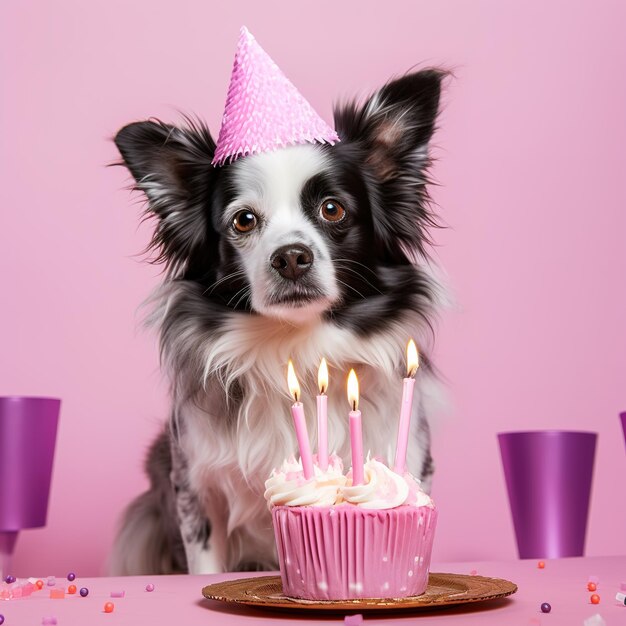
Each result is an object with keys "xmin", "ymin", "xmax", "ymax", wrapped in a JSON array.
[
  {"xmin": 498, "ymin": 430, "xmax": 597, "ymax": 559},
  {"xmin": 0, "ymin": 396, "xmax": 60, "ymax": 577}
]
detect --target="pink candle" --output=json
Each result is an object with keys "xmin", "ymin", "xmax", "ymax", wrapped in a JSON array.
[
  {"xmin": 287, "ymin": 360, "xmax": 314, "ymax": 480},
  {"xmin": 393, "ymin": 339, "xmax": 419, "ymax": 474},
  {"xmin": 347, "ymin": 369, "xmax": 364, "ymax": 485},
  {"xmin": 317, "ymin": 358, "xmax": 329, "ymax": 471}
]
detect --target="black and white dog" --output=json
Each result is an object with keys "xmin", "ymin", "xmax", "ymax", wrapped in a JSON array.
[{"xmin": 110, "ymin": 69, "xmax": 446, "ymax": 575}]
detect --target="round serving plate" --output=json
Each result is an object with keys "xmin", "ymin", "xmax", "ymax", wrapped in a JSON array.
[{"xmin": 202, "ymin": 572, "xmax": 517, "ymax": 612}]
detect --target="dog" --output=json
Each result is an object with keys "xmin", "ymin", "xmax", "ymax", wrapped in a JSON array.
[{"xmin": 109, "ymin": 69, "xmax": 446, "ymax": 575}]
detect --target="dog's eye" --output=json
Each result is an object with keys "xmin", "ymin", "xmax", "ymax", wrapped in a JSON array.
[
  {"xmin": 232, "ymin": 210, "xmax": 258, "ymax": 233},
  {"xmin": 320, "ymin": 200, "xmax": 346, "ymax": 223}
]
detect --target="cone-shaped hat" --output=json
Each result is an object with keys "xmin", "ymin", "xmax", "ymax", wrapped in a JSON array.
[{"xmin": 212, "ymin": 27, "xmax": 340, "ymax": 166}]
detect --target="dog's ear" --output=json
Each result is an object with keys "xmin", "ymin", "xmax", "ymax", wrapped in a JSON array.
[
  {"xmin": 335, "ymin": 69, "xmax": 443, "ymax": 181},
  {"xmin": 114, "ymin": 119, "xmax": 216, "ymax": 271},
  {"xmin": 334, "ymin": 70, "xmax": 445, "ymax": 260}
]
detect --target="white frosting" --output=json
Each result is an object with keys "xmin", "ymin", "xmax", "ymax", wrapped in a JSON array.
[
  {"xmin": 342, "ymin": 458, "xmax": 410, "ymax": 509},
  {"xmin": 403, "ymin": 471, "xmax": 435, "ymax": 509},
  {"xmin": 264, "ymin": 455, "xmax": 434, "ymax": 511},
  {"xmin": 263, "ymin": 455, "xmax": 346, "ymax": 507}
]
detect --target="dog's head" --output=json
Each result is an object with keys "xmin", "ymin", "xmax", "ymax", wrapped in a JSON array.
[{"xmin": 115, "ymin": 70, "xmax": 444, "ymax": 328}]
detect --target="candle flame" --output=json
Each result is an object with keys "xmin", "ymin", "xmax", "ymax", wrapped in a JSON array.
[
  {"xmin": 347, "ymin": 369, "xmax": 359, "ymax": 411},
  {"xmin": 407, "ymin": 339, "xmax": 419, "ymax": 378},
  {"xmin": 287, "ymin": 360, "xmax": 301, "ymax": 402},
  {"xmin": 318, "ymin": 358, "xmax": 328, "ymax": 394}
]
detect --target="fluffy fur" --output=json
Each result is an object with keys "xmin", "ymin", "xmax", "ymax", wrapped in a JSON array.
[{"xmin": 109, "ymin": 69, "xmax": 446, "ymax": 575}]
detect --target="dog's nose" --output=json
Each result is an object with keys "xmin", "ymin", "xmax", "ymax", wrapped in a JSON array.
[{"xmin": 270, "ymin": 245, "xmax": 314, "ymax": 282}]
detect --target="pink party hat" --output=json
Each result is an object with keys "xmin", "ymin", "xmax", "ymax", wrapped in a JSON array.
[{"xmin": 212, "ymin": 27, "xmax": 340, "ymax": 166}]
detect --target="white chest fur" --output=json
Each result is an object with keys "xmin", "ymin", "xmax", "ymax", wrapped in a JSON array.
[{"xmin": 173, "ymin": 313, "xmax": 437, "ymax": 568}]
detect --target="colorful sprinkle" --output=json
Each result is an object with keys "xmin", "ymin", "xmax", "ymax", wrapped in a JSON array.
[
  {"xmin": 537, "ymin": 561, "xmax": 545, "ymax": 569},
  {"xmin": 110, "ymin": 590, "xmax": 125, "ymax": 598},
  {"xmin": 67, "ymin": 572, "xmax": 76, "ymax": 582},
  {"xmin": 0, "ymin": 614, "xmax": 4, "ymax": 625},
  {"xmin": 23, "ymin": 584, "xmax": 35, "ymax": 597},
  {"xmin": 79, "ymin": 587, "xmax": 89, "ymax": 597},
  {"xmin": 590, "ymin": 593, "xmax": 600, "ymax": 604},
  {"xmin": 469, "ymin": 569, "xmax": 478, "ymax": 576},
  {"xmin": 588, "ymin": 582, "xmax": 597, "ymax": 592},
  {"xmin": 540, "ymin": 602, "xmax": 551, "ymax": 613},
  {"xmin": 47, "ymin": 577, "xmax": 56, "ymax": 587},
  {"xmin": 4, "ymin": 575, "xmax": 15, "ymax": 584},
  {"xmin": 49, "ymin": 588, "xmax": 65, "ymax": 599},
  {"xmin": 67, "ymin": 584, "xmax": 77, "ymax": 594},
  {"xmin": 36, "ymin": 580, "xmax": 44, "ymax": 589},
  {"xmin": 145, "ymin": 583, "xmax": 155, "ymax": 592},
  {"xmin": 616, "ymin": 592, "xmax": 626, "ymax": 605},
  {"xmin": 104, "ymin": 601, "xmax": 115, "ymax": 613}
]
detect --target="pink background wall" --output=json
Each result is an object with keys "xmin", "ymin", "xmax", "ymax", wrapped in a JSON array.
[{"xmin": 1, "ymin": 0, "xmax": 625, "ymax": 575}]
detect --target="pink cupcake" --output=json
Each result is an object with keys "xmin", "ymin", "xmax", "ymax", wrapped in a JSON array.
[{"xmin": 265, "ymin": 457, "xmax": 437, "ymax": 600}]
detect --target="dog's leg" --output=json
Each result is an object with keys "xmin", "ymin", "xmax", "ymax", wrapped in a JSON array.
[
  {"xmin": 170, "ymin": 439, "xmax": 226, "ymax": 574},
  {"xmin": 108, "ymin": 431, "xmax": 188, "ymax": 575}
]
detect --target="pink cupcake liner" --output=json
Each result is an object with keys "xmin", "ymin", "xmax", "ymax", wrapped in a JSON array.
[{"xmin": 272, "ymin": 504, "xmax": 437, "ymax": 600}]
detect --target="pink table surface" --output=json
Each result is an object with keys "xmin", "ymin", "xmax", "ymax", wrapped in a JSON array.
[{"xmin": 1, "ymin": 555, "xmax": 625, "ymax": 625}]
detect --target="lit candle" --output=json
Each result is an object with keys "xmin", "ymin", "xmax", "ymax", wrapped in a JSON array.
[
  {"xmin": 317, "ymin": 358, "xmax": 329, "ymax": 471},
  {"xmin": 347, "ymin": 369, "xmax": 364, "ymax": 485},
  {"xmin": 287, "ymin": 360, "xmax": 315, "ymax": 480},
  {"xmin": 393, "ymin": 339, "xmax": 420, "ymax": 474}
]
